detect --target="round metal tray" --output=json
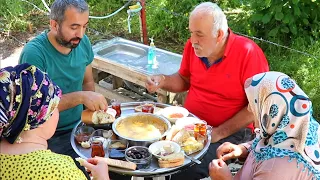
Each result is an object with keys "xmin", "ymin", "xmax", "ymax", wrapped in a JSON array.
[{"xmin": 71, "ymin": 102, "xmax": 211, "ymax": 177}]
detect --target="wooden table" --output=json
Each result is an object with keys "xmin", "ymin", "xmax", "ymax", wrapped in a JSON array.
[{"xmin": 92, "ymin": 57, "xmax": 169, "ymax": 103}]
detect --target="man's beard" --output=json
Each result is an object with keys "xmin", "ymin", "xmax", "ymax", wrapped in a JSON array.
[{"xmin": 55, "ymin": 28, "xmax": 81, "ymax": 49}]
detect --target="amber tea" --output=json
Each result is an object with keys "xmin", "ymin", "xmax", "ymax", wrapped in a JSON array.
[{"xmin": 194, "ymin": 123, "xmax": 207, "ymax": 140}]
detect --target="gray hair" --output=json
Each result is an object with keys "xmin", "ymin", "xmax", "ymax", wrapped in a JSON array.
[
  {"xmin": 50, "ymin": 0, "xmax": 89, "ymax": 23},
  {"xmin": 190, "ymin": 2, "xmax": 228, "ymax": 38}
]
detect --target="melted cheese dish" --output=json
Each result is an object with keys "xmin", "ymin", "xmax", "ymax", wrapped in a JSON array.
[{"xmin": 116, "ymin": 116, "xmax": 167, "ymax": 140}]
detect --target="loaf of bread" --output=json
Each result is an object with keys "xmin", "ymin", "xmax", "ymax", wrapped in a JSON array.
[
  {"xmin": 158, "ymin": 152, "xmax": 185, "ymax": 168},
  {"xmin": 81, "ymin": 109, "xmax": 115, "ymax": 124},
  {"xmin": 76, "ymin": 157, "xmax": 137, "ymax": 170}
]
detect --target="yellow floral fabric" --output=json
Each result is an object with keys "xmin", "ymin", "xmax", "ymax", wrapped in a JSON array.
[{"xmin": 0, "ymin": 150, "xmax": 87, "ymax": 180}]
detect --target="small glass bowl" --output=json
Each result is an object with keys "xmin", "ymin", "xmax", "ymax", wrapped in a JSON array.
[
  {"xmin": 141, "ymin": 101, "xmax": 155, "ymax": 113},
  {"xmin": 91, "ymin": 129, "xmax": 113, "ymax": 139},
  {"xmin": 125, "ymin": 146, "xmax": 152, "ymax": 169},
  {"xmin": 74, "ymin": 126, "xmax": 95, "ymax": 144},
  {"xmin": 107, "ymin": 140, "xmax": 128, "ymax": 160}
]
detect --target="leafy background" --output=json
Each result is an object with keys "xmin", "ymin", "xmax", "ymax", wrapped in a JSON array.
[{"xmin": 1, "ymin": 0, "xmax": 319, "ymax": 120}]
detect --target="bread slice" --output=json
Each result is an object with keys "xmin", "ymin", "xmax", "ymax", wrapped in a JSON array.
[
  {"xmin": 105, "ymin": 158, "xmax": 136, "ymax": 170},
  {"xmin": 158, "ymin": 152, "xmax": 185, "ymax": 168},
  {"xmin": 158, "ymin": 159, "xmax": 184, "ymax": 168},
  {"xmin": 81, "ymin": 109, "xmax": 115, "ymax": 124},
  {"xmin": 165, "ymin": 125, "xmax": 181, "ymax": 141},
  {"xmin": 76, "ymin": 157, "xmax": 136, "ymax": 170},
  {"xmin": 171, "ymin": 129, "xmax": 190, "ymax": 145}
]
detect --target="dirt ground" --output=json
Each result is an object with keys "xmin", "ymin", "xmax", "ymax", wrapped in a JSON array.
[{"xmin": 0, "ymin": 26, "xmax": 47, "ymax": 67}]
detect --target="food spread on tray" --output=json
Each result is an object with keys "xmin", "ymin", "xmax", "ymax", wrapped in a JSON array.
[{"xmin": 74, "ymin": 104, "xmax": 208, "ymax": 171}]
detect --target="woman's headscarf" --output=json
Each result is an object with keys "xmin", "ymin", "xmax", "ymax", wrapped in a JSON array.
[
  {"xmin": 245, "ymin": 71, "xmax": 319, "ymax": 178},
  {"xmin": 0, "ymin": 63, "xmax": 61, "ymax": 144}
]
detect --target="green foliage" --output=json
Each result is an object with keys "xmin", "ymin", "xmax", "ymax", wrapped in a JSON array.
[
  {"xmin": 145, "ymin": 0, "xmax": 250, "ymax": 49},
  {"xmin": 145, "ymin": 0, "xmax": 196, "ymax": 45},
  {"xmin": 0, "ymin": 0, "xmax": 49, "ymax": 32},
  {"xmin": 266, "ymin": 39, "xmax": 320, "ymax": 119},
  {"xmin": 87, "ymin": 0, "xmax": 129, "ymax": 37},
  {"xmin": 1, "ymin": 0, "xmax": 319, "ymax": 120},
  {"xmin": 0, "ymin": 0, "xmax": 29, "ymax": 31},
  {"xmin": 247, "ymin": 0, "xmax": 320, "ymax": 44}
]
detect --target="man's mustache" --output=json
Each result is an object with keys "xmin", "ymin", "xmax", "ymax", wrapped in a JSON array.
[{"xmin": 192, "ymin": 43, "xmax": 202, "ymax": 50}]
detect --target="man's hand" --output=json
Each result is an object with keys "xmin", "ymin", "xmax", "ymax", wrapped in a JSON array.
[
  {"xmin": 81, "ymin": 91, "xmax": 108, "ymax": 111},
  {"xmin": 209, "ymin": 159, "xmax": 232, "ymax": 180},
  {"xmin": 216, "ymin": 142, "xmax": 248, "ymax": 161},
  {"xmin": 81, "ymin": 156, "xmax": 110, "ymax": 180},
  {"xmin": 145, "ymin": 74, "xmax": 165, "ymax": 93}
]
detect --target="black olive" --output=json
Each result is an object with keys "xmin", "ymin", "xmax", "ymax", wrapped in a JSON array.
[{"xmin": 136, "ymin": 154, "xmax": 141, "ymax": 159}]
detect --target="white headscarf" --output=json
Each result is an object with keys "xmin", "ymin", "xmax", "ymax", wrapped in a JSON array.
[{"xmin": 245, "ymin": 71, "xmax": 319, "ymax": 178}]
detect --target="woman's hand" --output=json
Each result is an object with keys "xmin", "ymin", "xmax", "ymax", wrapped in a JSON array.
[
  {"xmin": 81, "ymin": 157, "xmax": 110, "ymax": 180},
  {"xmin": 209, "ymin": 159, "xmax": 232, "ymax": 180},
  {"xmin": 216, "ymin": 142, "xmax": 248, "ymax": 161}
]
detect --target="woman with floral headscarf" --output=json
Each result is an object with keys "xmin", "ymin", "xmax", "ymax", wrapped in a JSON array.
[
  {"xmin": 209, "ymin": 72, "xmax": 320, "ymax": 180},
  {"xmin": 0, "ymin": 64, "xmax": 110, "ymax": 180}
]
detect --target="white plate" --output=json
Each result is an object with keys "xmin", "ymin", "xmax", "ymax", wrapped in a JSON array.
[
  {"xmin": 160, "ymin": 106, "xmax": 189, "ymax": 123},
  {"xmin": 175, "ymin": 117, "xmax": 204, "ymax": 128},
  {"xmin": 148, "ymin": 140, "xmax": 181, "ymax": 159}
]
